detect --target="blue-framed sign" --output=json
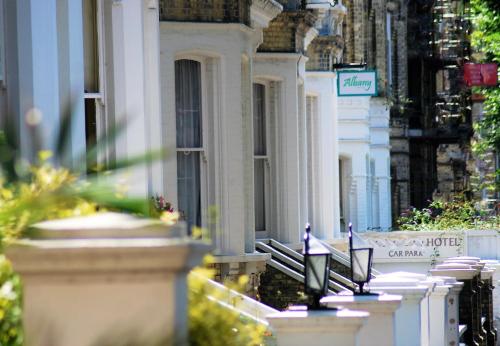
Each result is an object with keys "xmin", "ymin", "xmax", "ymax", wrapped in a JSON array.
[{"xmin": 337, "ymin": 70, "xmax": 378, "ymax": 96}]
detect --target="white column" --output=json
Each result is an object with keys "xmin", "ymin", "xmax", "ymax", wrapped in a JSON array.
[
  {"xmin": 369, "ymin": 97, "xmax": 391, "ymax": 230},
  {"xmin": 4, "ymin": 0, "xmax": 86, "ymax": 165},
  {"xmin": 305, "ymin": 72, "xmax": 340, "ymax": 239},
  {"xmin": 253, "ymin": 54, "xmax": 305, "ymax": 244},
  {"xmin": 143, "ymin": 0, "xmax": 164, "ymax": 195},
  {"xmin": 338, "ymin": 96, "xmax": 370, "ymax": 232},
  {"xmin": 266, "ymin": 309, "xmax": 369, "ymax": 346},
  {"xmin": 353, "ymin": 175, "xmax": 368, "ymax": 232},
  {"xmin": 369, "ymin": 276, "xmax": 429, "ymax": 346},
  {"xmin": 322, "ymin": 294, "xmax": 402, "ymax": 346},
  {"xmin": 280, "ymin": 59, "xmax": 302, "ymax": 243},
  {"xmin": 110, "ymin": 0, "xmax": 155, "ymax": 196},
  {"xmin": 430, "ymin": 263, "xmax": 480, "ymax": 346},
  {"xmin": 426, "ymin": 278, "xmax": 452, "ymax": 346},
  {"xmin": 374, "ymin": 271, "xmax": 435, "ymax": 346}
]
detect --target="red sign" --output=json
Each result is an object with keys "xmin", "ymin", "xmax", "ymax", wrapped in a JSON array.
[
  {"xmin": 464, "ymin": 63, "xmax": 498, "ymax": 87},
  {"xmin": 481, "ymin": 63, "xmax": 498, "ymax": 86}
]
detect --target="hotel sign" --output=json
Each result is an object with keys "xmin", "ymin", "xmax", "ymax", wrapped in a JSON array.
[
  {"xmin": 360, "ymin": 231, "xmax": 465, "ymax": 262},
  {"xmin": 337, "ymin": 70, "xmax": 378, "ymax": 96}
]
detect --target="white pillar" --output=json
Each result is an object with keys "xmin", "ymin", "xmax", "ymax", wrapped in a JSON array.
[
  {"xmin": 430, "ymin": 263, "xmax": 480, "ymax": 346},
  {"xmin": 305, "ymin": 72, "xmax": 340, "ymax": 239},
  {"xmin": 266, "ymin": 309, "xmax": 369, "ymax": 346},
  {"xmin": 369, "ymin": 97, "xmax": 391, "ymax": 231},
  {"xmin": 110, "ymin": 0, "xmax": 161, "ymax": 196},
  {"xmin": 6, "ymin": 213, "xmax": 209, "ymax": 346},
  {"xmin": 322, "ymin": 294, "xmax": 402, "ymax": 346},
  {"xmin": 369, "ymin": 276, "xmax": 429, "ymax": 346},
  {"xmin": 253, "ymin": 54, "xmax": 306, "ymax": 244},
  {"xmin": 143, "ymin": 0, "xmax": 164, "ymax": 195},
  {"xmin": 426, "ymin": 277, "xmax": 453, "ymax": 346},
  {"xmin": 4, "ymin": 0, "xmax": 86, "ymax": 165},
  {"xmin": 374, "ymin": 271, "xmax": 435, "ymax": 346},
  {"xmin": 338, "ymin": 96, "xmax": 370, "ymax": 232}
]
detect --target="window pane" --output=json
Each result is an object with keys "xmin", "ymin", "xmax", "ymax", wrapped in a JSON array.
[
  {"xmin": 177, "ymin": 151, "xmax": 201, "ymax": 232},
  {"xmin": 253, "ymin": 84, "xmax": 266, "ymax": 155},
  {"xmin": 175, "ymin": 60, "xmax": 202, "ymax": 148},
  {"xmin": 254, "ymin": 159, "xmax": 266, "ymax": 231},
  {"xmin": 82, "ymin": 0, "xmax": 99, "ymax": 93},
  {"xmin": 84, "ymin": 98, "xmax": 97, "ymax": 171}
]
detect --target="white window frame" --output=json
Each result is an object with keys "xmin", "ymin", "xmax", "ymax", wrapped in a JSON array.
[
  {"xmin": 83, "ymin": 0, "xmax": 107, "ymax": 165},
  {"xmin": 253, "ymin": 80, "xmax": 271, "ymax": 239},
  {"xmin": 174, "ymin": 55, "xmax": 210, "ymax": 229}
]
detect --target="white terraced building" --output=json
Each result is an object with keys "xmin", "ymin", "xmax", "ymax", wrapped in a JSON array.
[{"xmin": 0, "ymin": 0, "xmax": 392, "ymax": 282}]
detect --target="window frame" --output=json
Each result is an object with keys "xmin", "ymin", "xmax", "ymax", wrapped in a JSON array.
[
  {"xmin": 174, "ymin": 56, "xmax": 209, "ymax": 230},
  {"xmin": 83, "ymin": 0, "xmax": 106, "ymax": 167},
  {"xmin": 253, "ymin": 80, "xmax": 271, "ymax": 238}
]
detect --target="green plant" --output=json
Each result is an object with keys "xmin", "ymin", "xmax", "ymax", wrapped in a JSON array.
[
  {"xmin": 188, "ymin": 257, "xmax": 268, "ymax": 346},
  {"xmin": 0, "ymin": 256, "xmax": 22, "ymax": 346},
  {"xmin": 397, "ymin": 196, "xmax": 500, "ymax": 231}
]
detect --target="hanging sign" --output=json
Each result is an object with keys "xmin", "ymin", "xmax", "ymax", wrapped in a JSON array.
[
  {"xmin": 464, "ymin": 63, "xmax": 498, "ymax": 87},
  {"xmin": 337, "ymin": 70, "xmax": 378, "ymax": 96}
]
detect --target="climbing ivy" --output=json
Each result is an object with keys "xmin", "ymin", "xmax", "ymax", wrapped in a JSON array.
[{"xmin": 470, "ymin": 0, "xmax": 500, "ymax": 164}]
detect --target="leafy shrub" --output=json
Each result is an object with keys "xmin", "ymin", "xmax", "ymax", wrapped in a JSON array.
[
  {"xmin": 0, "ymin": 256, "xmax": 22, "ymax": 346},
  {"xmin": 188, "ymin": 258, "xmax": 268, "ymax": 346},
  {"xmin": 397, "ymin": 196, "xmax": 500, "ymax": 230},
  {"xmin": 0, "ymin": 153, "xmax": 98, "ymax": 244}
]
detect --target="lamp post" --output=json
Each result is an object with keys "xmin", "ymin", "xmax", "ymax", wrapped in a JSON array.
[
  {"xmin": 303, "ymin": 223, "xmax": 331, "ymax": 309},
  {"xmin": 349, "ymin": 222, "xmax": 374, "ymax": 295}
]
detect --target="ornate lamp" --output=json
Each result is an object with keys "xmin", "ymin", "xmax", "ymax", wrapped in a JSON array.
[
  {"xmin": 349, "ymin": 222, "xmax": 374, "ymax": 295},
  {"xmin": 303, "ymin": 223, "xmax": 331, "ymax": 309}
]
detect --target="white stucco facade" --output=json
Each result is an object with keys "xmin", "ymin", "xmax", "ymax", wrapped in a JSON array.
[
  {"xmin": 305, "ymin": 72, "xmax": 341, "ymax": 239},
  {"xmin": 0, "ymin": 0, "xmax": 391, "ymax": 261},
  {"xmin": 339, "ymin": 95, "xmax": 392, "ymax": 232},
  {"xmin": 253, "ymin": 53, "xmax": 310, "ymax": 245}
]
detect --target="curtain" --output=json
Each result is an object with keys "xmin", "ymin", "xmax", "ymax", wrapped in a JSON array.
[
  {"xmin": 175, "ymin": 60, "xmax": 202, "ymax": 148},
  {"xmin": 177, "ymin": 152, "xmax": 201, "ymax": 231},
  {"xmin": 175, "ymin": 60, "xmax": 202, "ymax": 230}
]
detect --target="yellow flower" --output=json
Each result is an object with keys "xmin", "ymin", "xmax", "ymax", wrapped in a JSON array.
[{"xmin": 160, "ymin": 211, "xmax": 180, "ymax": 226}]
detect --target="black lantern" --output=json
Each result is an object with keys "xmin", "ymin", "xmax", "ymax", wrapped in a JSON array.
[
  {"xmin": 348, "ymin": 222, "xmax": 374, "ymax": 295},
  {"xmin": 303, "ymin": 223, "xmax": 331, "ymax": 309}
]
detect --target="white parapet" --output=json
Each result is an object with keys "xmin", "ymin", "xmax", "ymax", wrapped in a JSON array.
[
  {"xmin": 373, "ymin": 271, "xmax": 437, "ymax": 346},
  {"xmin": 266, "ymin": 307, "xmax": 369, "ymax": 346},
  {"xmin": 321, "ymin": 293, "xmax": 402, "ymax": 346},
  {"xmin": 369, "ymin": 275, "xmax": 429, "ymax": 346},
  {"xmin": 6, "ymin": 213, "xmax": 211, "ymax": 346}
]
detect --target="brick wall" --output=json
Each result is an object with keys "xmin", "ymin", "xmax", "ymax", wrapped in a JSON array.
[
  {"xmin": 159, "ymin": 0, "xmax": 250, "ymax": 24},
  {"xmin": 258, "ymin": 265, "xmax": 306, "ymax": 310},
  {"xmin": 259, "ymin": 11, "xmax": 317, "ymax": 54}
]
